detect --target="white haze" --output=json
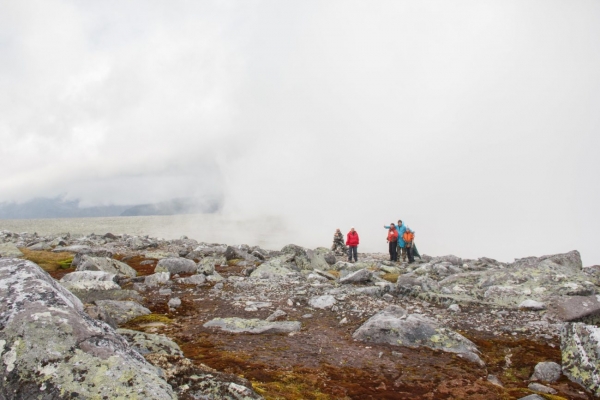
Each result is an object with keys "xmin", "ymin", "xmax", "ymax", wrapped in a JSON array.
[{"xmin": 0, "ymin": 1, "xmax": 599, "ymax": 265}]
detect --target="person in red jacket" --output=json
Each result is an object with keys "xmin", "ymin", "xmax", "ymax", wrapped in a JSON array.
[
  {"xmin": 387, "ymin": 223, "xmax": 399, "ymax": 261},
  {"xmin": 346, "ymin": 227, "xmax": 359, "ymax": 262}
]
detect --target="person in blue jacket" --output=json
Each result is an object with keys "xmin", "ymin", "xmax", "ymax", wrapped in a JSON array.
[{"xmin": 383, "ymin": 220, "xmax": 412, "ymax": 262}]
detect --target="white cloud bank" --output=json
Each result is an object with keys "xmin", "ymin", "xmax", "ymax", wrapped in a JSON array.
[{"xmin": 0, "ymin": 1, "xmax": 599, "ymax": 264}]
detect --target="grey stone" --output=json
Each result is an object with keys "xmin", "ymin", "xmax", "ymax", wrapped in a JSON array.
[
  {"xmin": 177, "ymin": 274, "xmax": 207, "ymax": 285},
  {"xmin": 487, "ymin": 374, "xmax": 503, "ymax": 387},
  {"xmin": 155, "ymin": 257, "xmax": 197, "ymax": 275},
  {"xmin": 52, "ymin": 244, "xmax": 92, "ymax": 253},
  {"xmin": 0, "ymin": 242, "xmax": 24, "ymax": 258},
  {"xmin": 552, "ymin": 295, "xmax": 600, "ymax": 322},
  {"xmin": 530, "ymin": 361, "xmax": 562, "ymax": 382},
  {"xmin": 0, "ymin": 258, "xmax": 175, "ymax": 399},
  {"xmin": 94, "ymin": 300, "xmax": 151, "ymax": 325},
  {"xmin": 204, "ymin": 317, "xmax": 301, "ymax": 334},
  {"xmin": 144, "ymin": 250, "xmax": 178, "ymax": 260},
  {"xmin": 197, "ymin": 256, "xmax": 225, "ymax": 275},
  {"xmin": 339, "ymin": 268, "xmax": 372, "ymax": 284},
  {"xmin": 308, "ymin": 295, "xmax": 337, "ymax": 309},
  {"xmin": 145, "ymin": 272, "xmax": 171, "ymax": 287},
  {"xmin": 159, "ymin": 288, "xmax": 172, "ymax": 296},
  {"xmin": 519, "ymin": 299, "xmax": 546, "ymax": 310},
  {"xmin": 448, "ymin": 304, "xmax": 461, "ymax": 312},
  {"xmin": 313, "ymin": 269, "xmax": 337, "ymax": 280},
  {"xmin": 266, "ymin": 309, "xmax": 287, "ymax": 322},
  {"xmin": 353, "ymin": 306, "xmax": 484, "ymax": 366},
  {"xmin": 517, "ymin": 395, "xmax": 545, "ymax": 400},
  {"xmin": 168, "ymin": 297, "xmax": 182, "ymax": 309},
  {"xmin": 250, "ymin": 256, "xmax": 296, "ymax": 279},
  {"xmin": 77, "ymin": 255, "xmax": 137, "ymax": 278},
  {"xmin": 527, "ymin": 382, "xmax": 557, "ymax": 394},
  {"xmin": 117, "ymin": 328, "xmax": 183, "ymax": 356}
]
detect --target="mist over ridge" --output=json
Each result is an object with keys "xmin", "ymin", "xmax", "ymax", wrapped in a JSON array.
[{"xmin": 0, "ymin": 1, "xmax": 598, "ymax": 265}]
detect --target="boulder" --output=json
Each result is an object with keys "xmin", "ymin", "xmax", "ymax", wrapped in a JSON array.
[
  {"xmin": 204, "ymin": 317, "xmax": 301, "ymax": 334},
  {"xmin": 116, "ymin": 328, "xmax": 183, "ymax": 356},
  {"xmin": 0, "ymin": 258, "xmax": 175, "ymax": 399},
  {"xmin": 224, "ymin": 246, "xmax": 258, "ymax": 262},
  {"xmin": 168, "ymin": 298, "xmax": 182, "ymax": 309},
  {"xmin": 155, "ymin": 257, "xmax": 197, "ymax": 275},
  {"xmin": 527, "ymin": 382, "xmax": 557, "ymax": 394},
  {"xmin": 353, "ymin": 305, "xmax": 484, "ymax": 366},
  {"xmin": 250, "ymin": 256, "xmax": 296, "ymax": 279},
  {"xmin": 530, "ymin": 361, "xmax": 562, "ymax": 383},
  {"xmin": 94, "ymin": 300, "xmax": 151, "ymax": 325},
  {"xmin": 52, "ymin": 245, "xmax": 92, "ymax": 253},
  {"xmin": 0, "ymin": 242, "xmax": 23, "ymax": 258},
  {"xmin": 77, "ymin": 255, "xmax": 137, "ymax": 278},
  {"xmin": 176, "ymin": 274, "xmax": 206, "ymax": 285},
  {"xmin": 561, "ymin": 322, "xmax": 600, "ymax": 396},
  {"xmin": 551, "ymin": 295, "xmax": 600, "ymax": 324},
  {"xmin": 339, "ymin": 268, "xmax": 372, "ymax": 284},
  {"xmin": 197, "ymin": 256, "xmax": 226, "ymax": 275},
  {"xmin": 306, "ymin": 248, "xmax": 336, "ymax": 269},
  {"xmin": 145, "ymin": 272, "xmax": 171, "ymax": 287},
  {"xmin": 60, "ymin": 272, "xmax": 142, "ymax": 304},
  {"xmin": 308, "ymin": 295, "xmax": 337, "ymax": 309}
]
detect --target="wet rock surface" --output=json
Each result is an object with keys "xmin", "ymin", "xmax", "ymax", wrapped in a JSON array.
[{"xmin": 2, "ymin": 230, "xmax": 599, "ymax": 399}]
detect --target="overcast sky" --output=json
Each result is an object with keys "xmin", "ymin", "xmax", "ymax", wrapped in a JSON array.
[{"xmin": 1, "ymin": 1, "xmax": 599, "ymax": 265}]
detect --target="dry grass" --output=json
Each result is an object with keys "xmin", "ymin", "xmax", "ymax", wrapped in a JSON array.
[
  {"xmin": 382, "ymin": 272, "xmax": 399, "ymax": 283},
  {"xmin": 327, "ymin": 270, "xmax": 340, "ymax": 278},
  {"xmin": 19, "ymin": 248, "xmax": 74, "ymax": 272}
]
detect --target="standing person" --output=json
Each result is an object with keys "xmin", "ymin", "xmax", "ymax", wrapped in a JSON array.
[
  {"xmin": 346, "ymin": 227, "xmax": 359, "ymax": 262},
  {"xmin": 384, "ymin": 220, "xmax": 410, "ymax": 262},
  {"xmin": 387, "ymin": 223, "xmax": 398, "ymax": 261},
  {"xmin": 331, "ymin": 228, "xmax": 347, "ymax": 255},
  {"xmin": 403, "ymin": 228, "xmax": 415, "ymax": 263}
]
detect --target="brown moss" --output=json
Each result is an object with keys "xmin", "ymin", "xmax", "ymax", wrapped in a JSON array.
[
  {"xmin": 327, "ymin": 270, "xmax": 340, "ymax": 278},
  {"xmin": 20, "ymin": 248, "xmax": 73, "ymax": 272},
  {"xmin": 114, "ymin": 254, "xmax": 155, "ymax": 276},
  {"xmin": 121, "ymin": 313, "xmax": 173, "ymax": 329}
]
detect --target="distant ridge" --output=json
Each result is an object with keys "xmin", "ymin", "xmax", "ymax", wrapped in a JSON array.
[{"xmin": 0, "ymin": 196, "xmax": 221, "ymax": 219}]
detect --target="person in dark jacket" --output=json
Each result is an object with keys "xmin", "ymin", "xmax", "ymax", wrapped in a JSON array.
[
  {"xmin": 387, "ymin": 223, "xmax": 398, "ymax": 261},
  {"xmin": 346, "ymin": 227, "xmax": 359, "ymax": 262}
]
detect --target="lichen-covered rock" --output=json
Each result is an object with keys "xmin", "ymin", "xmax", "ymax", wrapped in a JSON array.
[
  {"xmin": 561, "ymin": 322, "xmax": 600, "ymax": 395},
  {"xmin": 0, "ymin": 258, "xmax": 175, "ymax": 399},
  {"xmin": 60, "ymin": 272, "xmax": 142, "ymax": 304},
  {"xmin": 340, "ymin": 268, "xmax": 372, "ymax": 284},
  {"xmin": 250, "ymin": 256, "xmax": 297, "ymax": 279},
  {"xmin": 94, "ymin": 300, "xmax": 151, "ymax": 325},
  {"xmin": 155, "ymin": 257, "xmax": 197, "ymax": 274},
  {"xmin": 353, "ymin": 305, "xmax": 484, "ymax": 366},
  {"xmin": 116, "ymin": 328, "xmax": 183, "ymax": 356},
  {"xmin": 204, "ymin": 317, "xmax": 301, "ymax": 334},
  {"xmin": 176, "ymin": 274, "xmax": 206, "ymax": 285},
  {"xmin": 77, "ymin": 255, "xmax": 137, "ymax": 277},
  {"xmin": 145, "ymin": 271, "xmax": 171, "ymax": 286},
  {"xmin": 197, "ymin": 256, "xmax": 226, "ymax": 275},
  {"xmin": 224, "ymin": 246, "xmax": 259, "ymax": 262},
  {"xmin": 0, "ymin": 242, "xmax": 23, "ymax": 258}
]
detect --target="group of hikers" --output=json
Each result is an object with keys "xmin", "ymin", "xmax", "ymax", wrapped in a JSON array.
[{"xmin": 331, "ymin": 220, "xmax": 419, "ymax": 263}]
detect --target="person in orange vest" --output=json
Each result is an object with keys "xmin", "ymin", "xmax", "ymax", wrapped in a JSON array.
[
  {"xmin": 403, "ymin": 229, "xmax": 415, "ymax": 263},
  {"xmin": 387, "ymin": 223, "xmax": 399, "ymax": 261}
]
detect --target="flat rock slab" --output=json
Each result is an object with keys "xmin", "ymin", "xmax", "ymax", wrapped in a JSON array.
[
  {"xmin": 308, "ymin": 295, "xmax": 337, "ymax": 309},
  {"xmin": 551, "ymin": 295, "xmax": 600, "ymax": 322},
  {"xmin": 204, "ymin": 317, "xmax": 301, "ymax": 334},
  {"xmin": 353, "ymin": 305, "xmax": 484, "ymax": 366},
  {"xmin": 340, "ymin": 268, "xmax": 372, "ymax": 284},
  {"xmin": 0, "ymin": 258, "xmax": 175, "ymax": 399},
  {"xmin": 77, "ymin": 256, "xmax": 137, "ymax": 278},
  {"xmin": 95, "ymin": 300, "xmax": 151, "ymax": 325},
  {"xmin": 0, "ymin": 243, "xmax": 24, "ymax": 258}
]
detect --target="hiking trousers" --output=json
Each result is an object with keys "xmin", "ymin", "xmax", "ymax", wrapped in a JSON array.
[
  {"xmin": 347, "ymin": 246, "xmax": 358, "ymax": 262},
  {"xmin": 389, "ymin": 240, "xmax": 398, "ymax": 261}
]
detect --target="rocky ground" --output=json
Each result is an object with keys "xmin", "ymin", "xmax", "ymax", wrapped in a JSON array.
[{"xmin": 1, "ymin": 230, "xmax": 600, "ymax": 399}]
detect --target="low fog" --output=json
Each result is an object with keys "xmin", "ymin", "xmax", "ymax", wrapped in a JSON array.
[{"xmin": 1, "ymin": 1, "xmax": 599, "ymax": 264}]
